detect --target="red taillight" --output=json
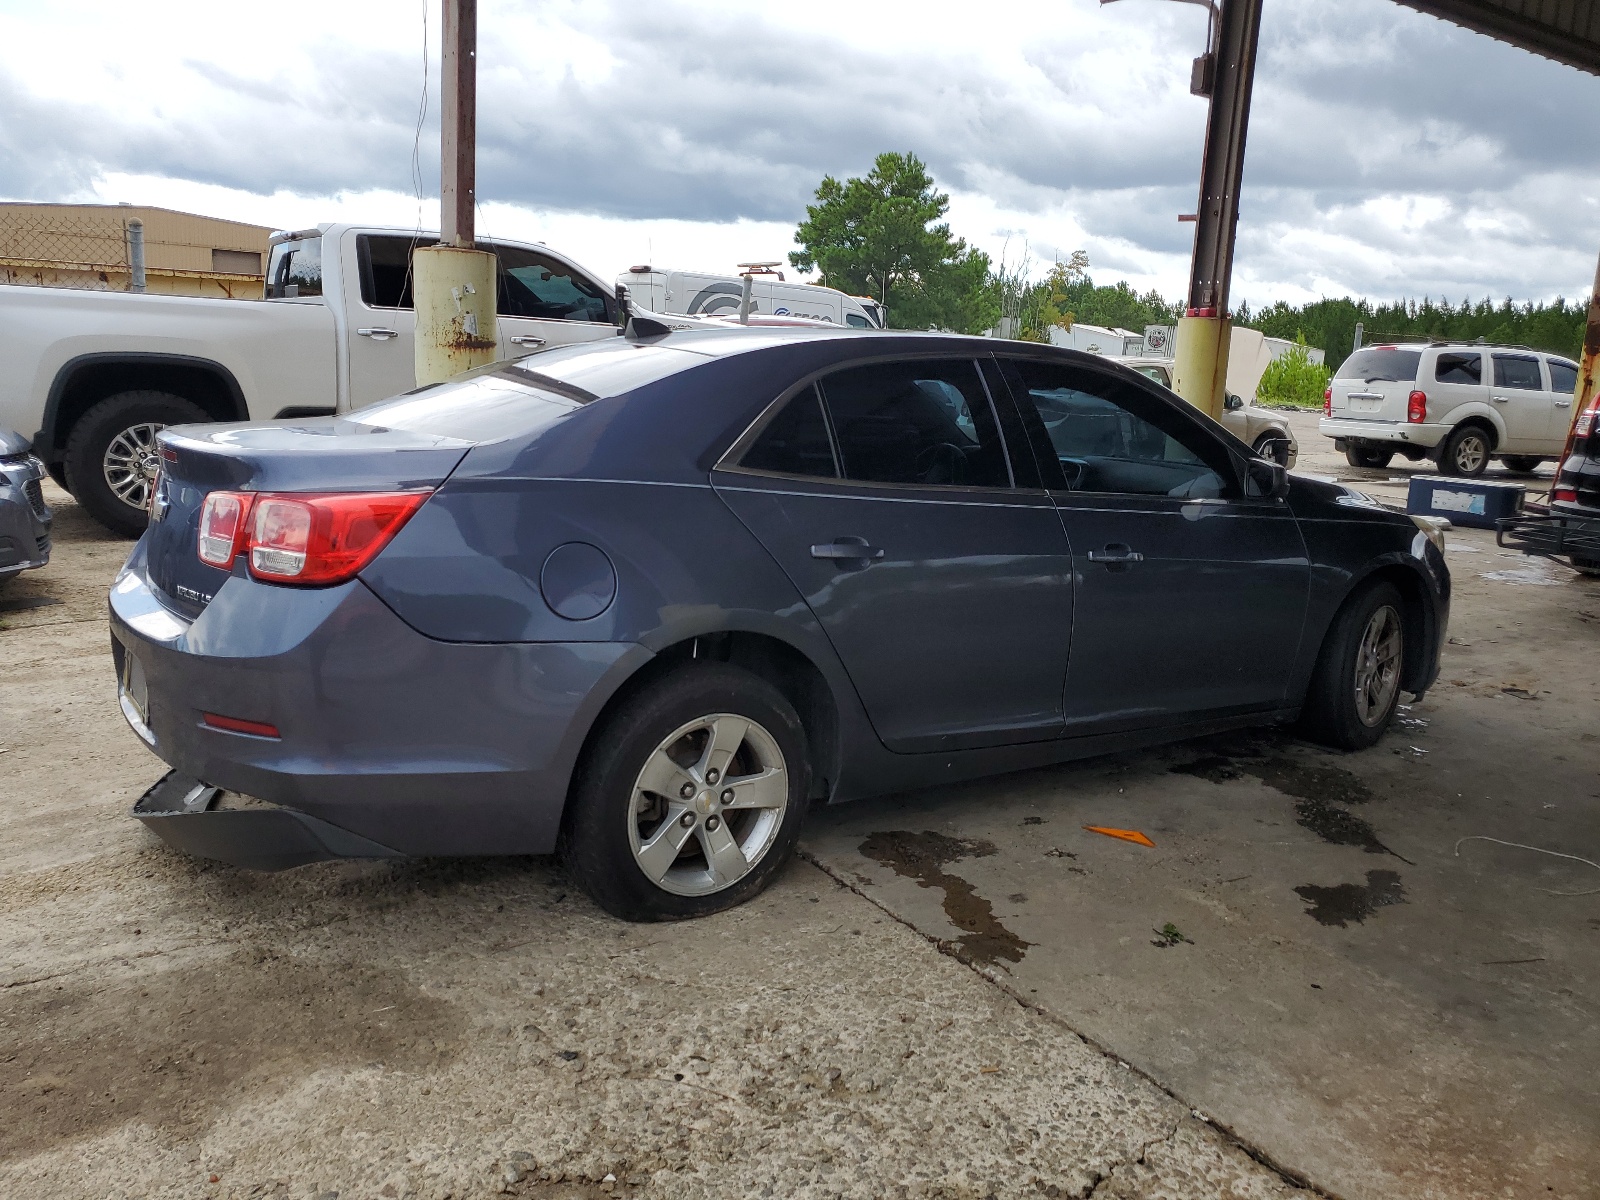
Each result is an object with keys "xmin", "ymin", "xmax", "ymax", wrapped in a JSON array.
[
  {"xmin": 202, "ymin": 712, "xmax": 281, "ymax": 739},
  {"xmin": 1407, "ymin": 390, "xmax": 1428, "ymax": 423},
  {"xmin": 1553, "ymin": 485, "xmax": 1579, "ymax": 504},
  {"xmin": 197, "ymin": 491, "xmax": 253, "ymax": 567},
  {"xmin": 1323, "ymin": 386, "xmax": 1332, "ymax": 416},
  {"xmin": 1575, "ymin": 398, "xmax": 1599, "ymax": 440},
  {"xmin": 196, "ymin": 490, "xmax": 430, "ymax": 585}
]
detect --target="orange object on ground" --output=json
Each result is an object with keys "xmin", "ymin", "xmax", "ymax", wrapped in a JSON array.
[{"xmin": 1083, "ymin": 825, "xmax": 1155, "ymax": 848}]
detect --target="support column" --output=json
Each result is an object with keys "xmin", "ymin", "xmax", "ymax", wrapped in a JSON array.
[
  {"xmin": 414, "ymin": 0, "xmax": 499, "ymax": 387},
  {"xmin": 1171, "ymin": 0, "xmax": 1263, "ymax": 421}
]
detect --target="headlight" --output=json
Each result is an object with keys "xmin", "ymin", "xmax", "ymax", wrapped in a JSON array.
[{"xmin": 1410, "ymin": 514, "xmax": 1446, "ymax": 556}]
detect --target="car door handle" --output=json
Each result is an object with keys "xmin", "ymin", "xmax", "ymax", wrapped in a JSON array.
[
  {"xmin": 509, "ymin": 335, "xmax": 546, "ymax": 347},
  {"xmin": 810, "ymin": 538, "xmax": 884, "ymax": 562},
  {"xmin": 1087, "ymin": 544, "xmax": 1144, "ymax": 565},
  {"xmin": 1491, "ymin": 395, "xmax": 1510, "ymax": 403},
  {"xmin": 357, "ymin": 327, "xmax": 398, "ymax": 341},
  {"xmin": 1555, "ymin": 398, "xmax": 1572, "ymax": 407}
]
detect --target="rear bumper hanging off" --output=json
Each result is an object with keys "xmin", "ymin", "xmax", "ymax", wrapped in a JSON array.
[{"xmin": 132, "ymin": 771, "xmax": 402, "ymax": 871}]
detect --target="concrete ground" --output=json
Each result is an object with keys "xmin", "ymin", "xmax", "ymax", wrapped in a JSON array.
[
  {"xmin": 2, "ymin": 488, "xmax": 1298, "ymax": 1200},
  {"xmin": 806, "ymin": 409, "xmax": 1600, "ymax": 1199},
  {"xmin": 2, "ymin": 411, "xmax": 1595, "ymax": 1199}
]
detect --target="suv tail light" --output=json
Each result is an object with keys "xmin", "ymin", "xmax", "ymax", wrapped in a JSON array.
[
  {"xmin": 196, "ymin": 490, "xmax": 431, "ymax": 585},
  {"xmin": 1574, "ymin": 396, "xmax": 1600, "ymax": 440},
  {"xmin": 1407, "ymin": 390, "xmax": 1428, "ymax": 423},
  {"xmin": 1323, "ymin": 386, "xmax": 1332, "ymax": 416}
]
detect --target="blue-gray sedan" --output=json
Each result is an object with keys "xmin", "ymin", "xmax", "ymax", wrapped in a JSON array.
[{"xmin": 110, "ymin": 328, "xmax": 1449, "ymax": 919}]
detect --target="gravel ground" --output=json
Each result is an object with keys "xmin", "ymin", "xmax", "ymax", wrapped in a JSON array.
[{"xmin": 0, "ymin": 484, "xmax": 1303, "ymax": 1200}]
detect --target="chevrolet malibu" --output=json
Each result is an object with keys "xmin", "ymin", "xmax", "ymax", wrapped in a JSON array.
[{"xmin": 110, "ymin": 328, "xmax": 1450, "ymax": 920}]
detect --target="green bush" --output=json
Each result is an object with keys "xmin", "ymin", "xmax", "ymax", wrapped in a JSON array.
[{"xmin": 1256, "ymin": 337, "xmax": 1332, "ymax": 408}]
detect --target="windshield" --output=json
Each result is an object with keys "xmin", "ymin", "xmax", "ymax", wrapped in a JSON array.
[
  {"xmin": 347, "ymin": 339, "xmax": 704, "ymax": 441},
  {"xmin": 1335, "ymin": 347, "xmax": 1421, "ymax": 383},
  {"xmin": 265, "ymin": 237, "xmax": 323, "ymax": 299}
]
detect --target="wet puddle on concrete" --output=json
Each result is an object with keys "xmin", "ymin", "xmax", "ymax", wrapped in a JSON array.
[
  {"xmin": 858, "ymin": 831, "xmax": 1032, "ymax": 967},
  {"xmin": 1294, "ymin": 869, "xmax": 1406, "ymax": 927}
]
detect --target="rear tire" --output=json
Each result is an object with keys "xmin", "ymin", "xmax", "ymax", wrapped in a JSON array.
[
  {"xmin": 1500, "ymin": 455, "xmax": 1544, "ymax": 473},
  {"xmin": 1437, "ymin": 424, "xmax": 1493, "ymax": 478},
  {"xmin": 1344, "ymin": 445, "xmax": 1394, "ymax": 469},
  {"xmin": 1298, "ymin": 581, "xmax": 1407, "ymax": 751},
  {"xmin": 559, "ymin": 663, "xmax": 811, "ymax": 921},
  {"xmin": 64, "ymin": 390, "xmax": 207, "ymax": 537}
]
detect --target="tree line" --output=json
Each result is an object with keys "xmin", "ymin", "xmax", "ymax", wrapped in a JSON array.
[{"xmin": 790, "ymin": 152, "xmax": 1589, "ymax": 364}]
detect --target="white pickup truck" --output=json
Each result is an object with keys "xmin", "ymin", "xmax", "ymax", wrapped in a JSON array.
[{"xmin": 0, "ymin": 223, "xmax": 643, "ymax": 534}]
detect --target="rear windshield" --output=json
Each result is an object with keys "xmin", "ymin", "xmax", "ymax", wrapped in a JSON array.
[
  {"xmin": 347, "ymin": 340, "xmax": 702, "ymax": 441},
  {"xmin": 1335, "ymin": 348, "xmax": 1422, "ymax": 383}
]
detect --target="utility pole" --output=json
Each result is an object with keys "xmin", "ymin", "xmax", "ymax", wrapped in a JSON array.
[
  {"xmin": 413, "ymin": 0, "xmax": 499, "ymax": 387},
  {"xmin": 1169, "ymin": 0, "xmax": 1263, "ymax": 420}
]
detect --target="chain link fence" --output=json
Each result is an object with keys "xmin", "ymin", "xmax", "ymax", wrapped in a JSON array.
[{"xmin": 0, "ymin": 209, "xmax": 134, "ymax": 290}]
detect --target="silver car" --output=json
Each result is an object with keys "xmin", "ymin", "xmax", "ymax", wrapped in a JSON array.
[
  {"xmin": 1103, "ymin": 356, "xmax": 1298, "ymax": 468},
  {"xmin": 0, "ymin": 428, "xmax": 52, "ymax": 583}
]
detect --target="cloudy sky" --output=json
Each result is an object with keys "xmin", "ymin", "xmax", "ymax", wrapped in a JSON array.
[{"xmin": 2, "ymin": 0, "xmax": 1597, "ymax": 307}]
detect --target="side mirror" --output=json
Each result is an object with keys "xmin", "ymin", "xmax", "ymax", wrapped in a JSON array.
[
  {"xmin": 613, "ymin": 283, "xmax": 634, "ymax": 327},
  {"xmin": 1224, "ymin": 393, "xmax": 1245, "ymax": 411},
  {"xmin": 1246, "ymin": 457, "xmax": 1290, "ymax": 500}
]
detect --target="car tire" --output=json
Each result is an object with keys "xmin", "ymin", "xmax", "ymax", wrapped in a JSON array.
[
  {"xmin": 1297, "ymin": 581, "xmax": 1407, "ymax": 752},
  {"xmin": 1437, "ymin": 424, "xmax": 1493, "ymax": 478},
  {"xmin": 1573, "ymin": 555, "xmax": 1600, "ymax": 577},
  {"xmin": 559, "ymin": 663, "xmax": 811, "ymax": 922},
  {"xmin": 1344, "ymin": 445, "xmax": 1394, "ymax": 469},
  {"xmin": 1500, "ymin": 455, "xmax": 1544, "ymax": 473},
  {"xmin": 1254, "ymin": 433, "xmax": 1291, "ymax": 467},
  {"xmin": 64, "ymin": 391, "xmax": 207, "ymax": 537}
]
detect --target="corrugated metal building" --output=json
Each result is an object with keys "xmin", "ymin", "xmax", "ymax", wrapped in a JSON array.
[{"xmin": 0, "ymin": 202, "xmax": 273, "ymax": 298}]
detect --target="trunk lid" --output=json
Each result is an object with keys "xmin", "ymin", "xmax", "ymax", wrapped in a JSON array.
[
  {"xmin": 1329, "ymin": 346, "xmax": 1424, "ymax": 423},
  {"xmin": 144, "ymin": 417, "xmax": 470, "ymax": 620}
]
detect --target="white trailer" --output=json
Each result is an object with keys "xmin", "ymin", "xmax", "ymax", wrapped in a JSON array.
[{"xmin": 618, "ymin": 266, "xmax": 884, "ymax": 329}]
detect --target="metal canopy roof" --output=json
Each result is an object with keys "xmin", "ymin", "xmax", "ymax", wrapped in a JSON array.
[{"xmin": 1397, "ymin": 0, "xmax": 1600, "ymax": 74}]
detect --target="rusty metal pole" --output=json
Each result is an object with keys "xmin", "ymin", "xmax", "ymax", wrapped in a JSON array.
[
  {"xmin": 1561, "ymin": 251, "xmax": 1600, "ymax": 464},
  {"xmin": 1171, "ymin": 0, "xmax": 1263, "ymax": 421},
  {"xmin": 413, "ymin": 0, "xmax": 499, "ymax": 387}
]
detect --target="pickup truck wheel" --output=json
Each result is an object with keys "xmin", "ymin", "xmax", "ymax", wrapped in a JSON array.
[
  {"xmin": 65, "ymin": 391, "xmax": 207, "ymax": 537},
  {"xmin": 1344, "ymin": 445, "xmax": 1394, "ymax": 469},
  {"xmin": 1297, "ymin": 581, "xmax": 1407, "ymax": 751},
  {"xmin": 1500, "ymin": 455, "xmax": 1544, "ymax": 473},
  {"xmin": 1437, "ymin": 424, "xmax": 1492, "ymax": 477}
]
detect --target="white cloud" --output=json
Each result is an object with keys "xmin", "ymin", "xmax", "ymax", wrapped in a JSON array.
[{"xmin": 2, "ymin": 0, "xmax": 1598, "ymax": 306}]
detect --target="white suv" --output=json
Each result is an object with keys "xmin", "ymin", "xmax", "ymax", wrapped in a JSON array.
[{"xmin": 1320, "ymin": 342, "xmax": 1578, "ymax": 476}]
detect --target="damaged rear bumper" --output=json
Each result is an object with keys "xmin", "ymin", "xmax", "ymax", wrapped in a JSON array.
[{"xmin": 133, "ymin": 770, "xmax": 402, "ymax": 871}]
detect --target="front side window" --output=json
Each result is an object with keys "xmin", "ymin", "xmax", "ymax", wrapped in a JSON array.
[
  {"xmin": 266, "ymin": 236, "xmax": 323, "ymax": 298},
  {"xmin": 1006, "ymin": 360, "xmax": 1233, "ymax": 499},
  {"xmin": 1493, "ymin": 354, "xmax": 1543, "ymax": 390},
  {"xmin": 818, "ymin": 359, "xmax": 1010, "ymax": 488},
  {"xmin": 492, "ymin": 244, "xmax": 613, "ymax": 323},
  {"xmin": 739, "ymin": 386, "xmax": 837, "ymax": 478},
  {"xmin": 845, "ymin": 312, "xmax": 870, "ymax": 329},
  {"xmin": 1548, "ymin": 360, "xmax": 1578, "ymax": 394},
  {"xmin": 1433, "ymin": 352, "xmax": 1482, "ymax": 385}
]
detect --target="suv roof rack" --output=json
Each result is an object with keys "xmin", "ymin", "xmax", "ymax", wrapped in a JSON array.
[{"xmin": 1362, "ymin": 334, "xmax": 1541, "ymax": 352}]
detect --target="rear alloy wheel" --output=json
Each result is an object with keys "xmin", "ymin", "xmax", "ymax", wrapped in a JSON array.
[
  {"xmin": 1298, "ymin": 581, "xmax": 1407, "ymax": 751},
  {"xmin": 64, "ymin": 390, "xmax": 207, "ymax": 537},
  {"xmin": 1254, "ymin": 433, "xmax": 1291, "ymax": 467},
  {"xmin": 1344, "ymin": 445, "xmax": 1394, "ymax": 470},
  {"xmin": 560, "ymin": 664, "xmax": 810, "ymax": 921},
  {"xmin": 1438, "ymin": 424, "xmax": 1492, "ymax": 478},
  {"xmin": 1500, "ymin": 455, "xmax": 1544, "ymax": 474}
]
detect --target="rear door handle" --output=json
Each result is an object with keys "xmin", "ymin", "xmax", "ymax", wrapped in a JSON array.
[
  {"xmin": 357, "ymin": 327, "xmax": 398, "ymax": 341},
  {"xmin": 810, "ymin": 537, "xmax": 884, "ymax": 562},
  {"xmin": 1555, "ymin": 398, "xmax": 1572, "ymax": 407},
  {"xmin": 509, "ymin": 335, "xmax": 546, "ymax": 347},
  {"xmin": 1492, "ymin": 395, "xmax": 1510, "ymax": 403},
  {"xmin": 1087, "ymin": 544, "xmax": 1144, "ymax": 565}
]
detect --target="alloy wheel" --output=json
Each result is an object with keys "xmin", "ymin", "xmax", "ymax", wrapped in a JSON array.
[
  {"xmin": 1353, "ymin": 604, "xmax": 1403, "ymax": 728},
  {"xmin": 102, "ymin": 422, "xmax": 166, "ymax": 510},
  {"xmin": 626, "ymin": 713, "xmax": 789, "ymax": 896},
  {"xmin": 1452, "ymin": 433, "xmax": 1487, "ymax": 475}
]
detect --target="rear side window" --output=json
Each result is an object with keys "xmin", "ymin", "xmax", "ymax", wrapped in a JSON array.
[
  {"xmin": 1336, "ymin": 348, "xmax": 1421, "ymax": 382},
  {"xmin": 1493, "ymin": 354, "xmax": 1543, "ymax": 390},
  {"xmin": 740, "ymin": 386, "xmax": 837, "ymax": 478},
  {"xmin": 819, "ymin": 359, "xmax": 1010, "ymax": 488},
  {"xmin": 266, "ymin": 237, "xmax": 323, "ymax": 298},
  {"xmin": 1549, "ymin": 360, "xmax": 1578, "ymax": 394},
  {"xmin": 358, "ymin": 233, "xmax": 436, "ymax": 308},
  {"xmin": 1433, "ymin": 352, "xmax": 1482, "ymax": 385}
]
